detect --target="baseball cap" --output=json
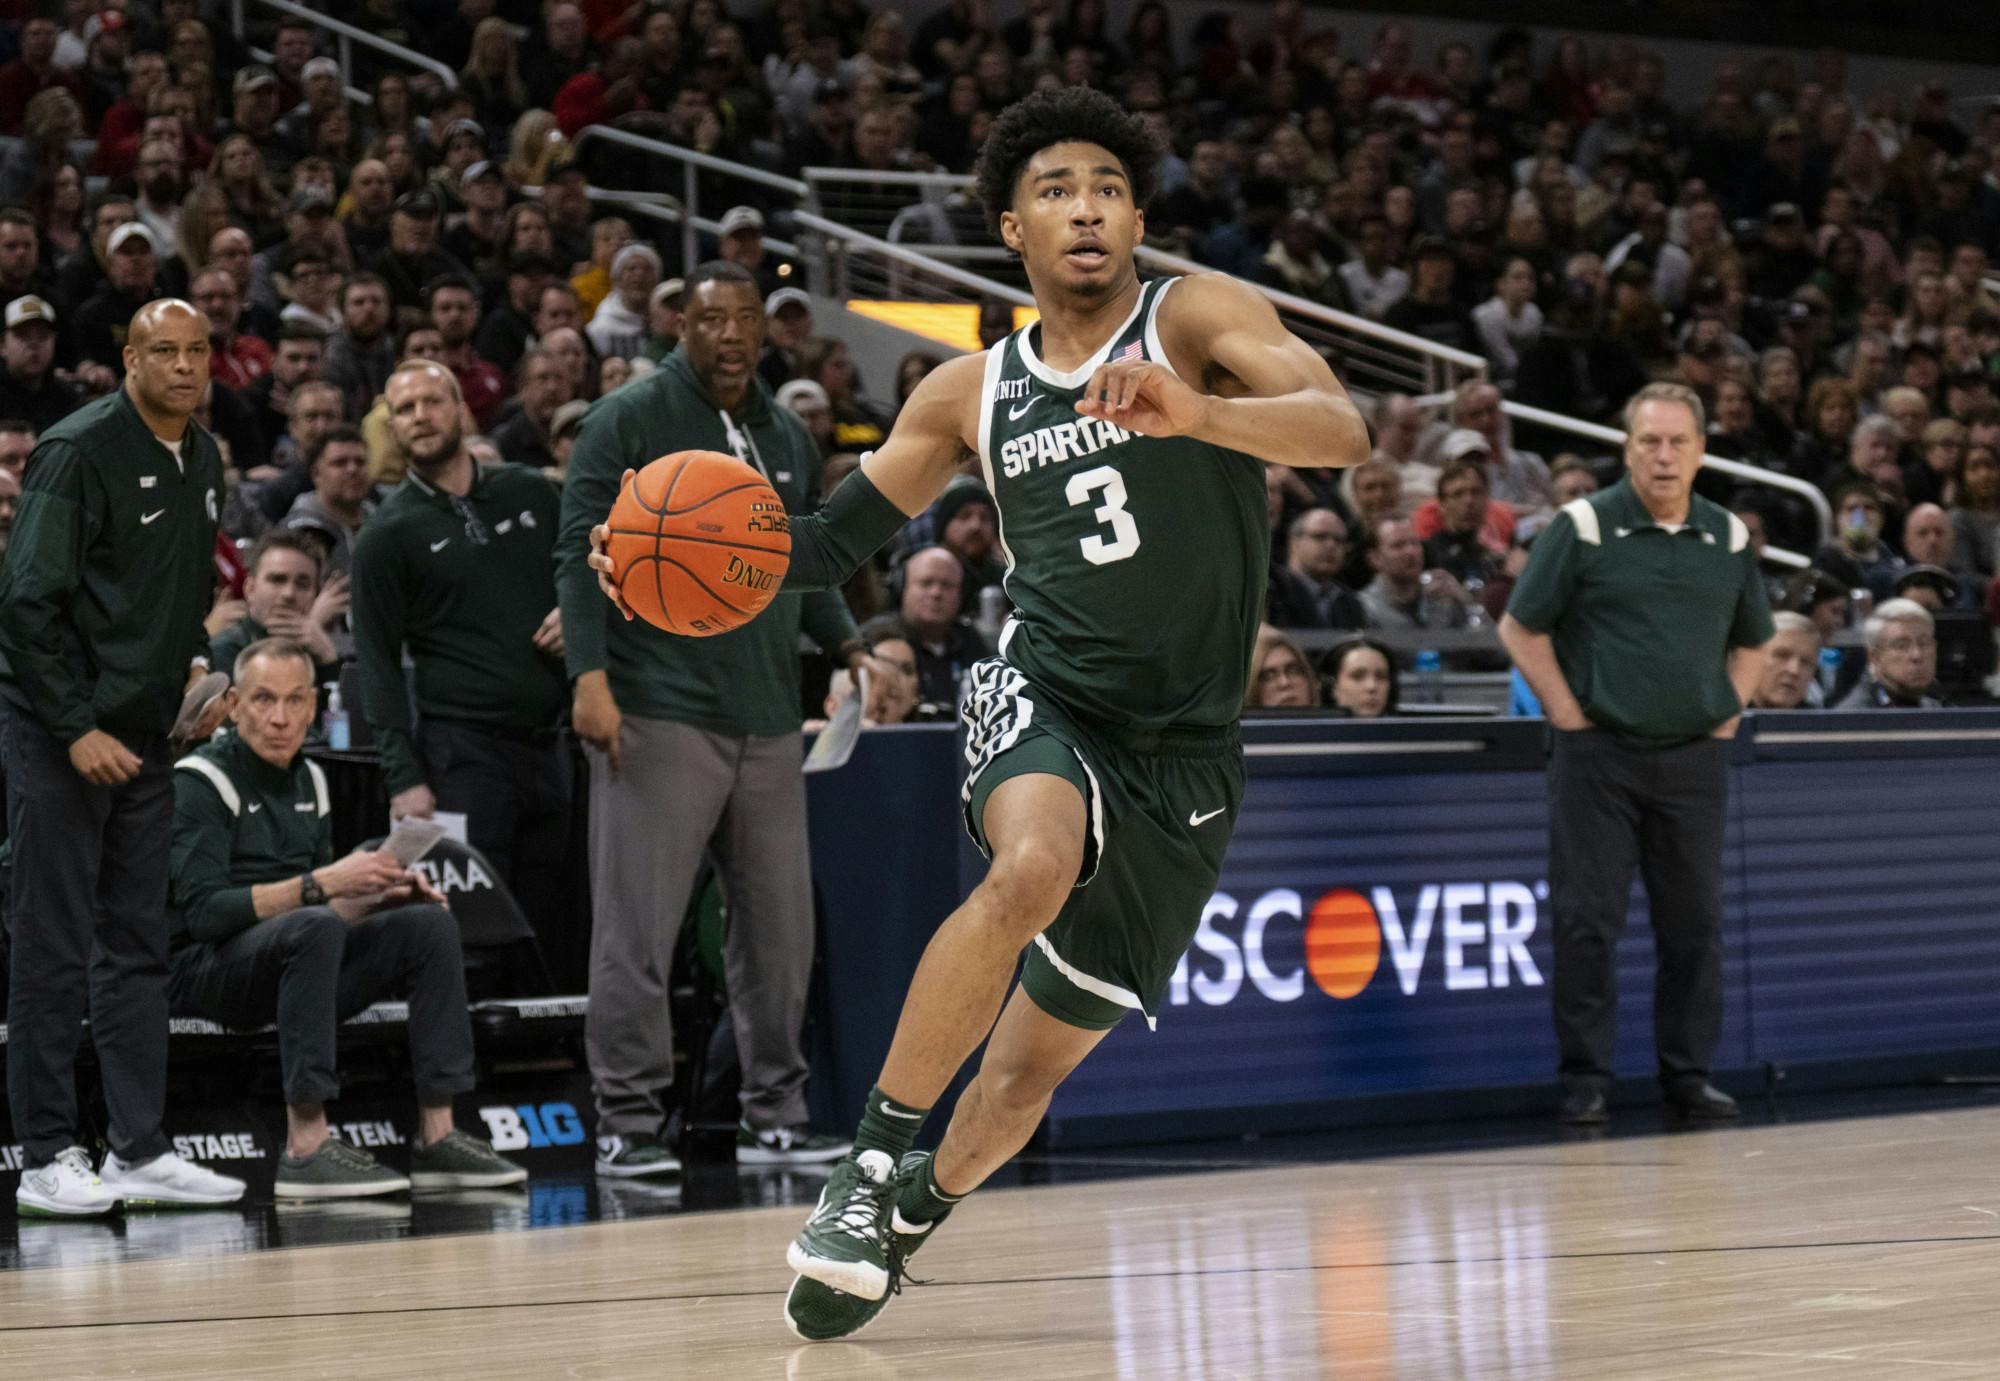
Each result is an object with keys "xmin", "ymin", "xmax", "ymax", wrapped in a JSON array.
[
  {"xmin": 286, "ymin": 186, "xmax": 333, "ymax": 215},
  {"xmin": 393, "ymin": 188, "xmax": 440, "ymax": 218},
  {"xmin": 461, "ymin": 160, "xmax": 502, "ymax": 187},
  {"xmin": 765, "ymin": 287, "xmax": 811, "ymax": 316},
  {"xmin": 233, "ymin": 66, "xmax": 277, "ymax": 95},
  {"xmin": 1894, "ymin": 564, "xmax": 1962, "ymax": 603},
  {"xmin": 776, "ymin": 379, "xmax": 830, "ymax": 412},
  {"xmin": 652, "ymin": 276, "xmax": 685, "ymax": 307},
  {"xmin": 610, "ymin": 242, "xmax": 661, "ymax": 277},
  {"xmin": 719, "ymin": 205, "xmax": 764, "ymax": 237},
  {"xmin": 442, "ymin": 118, "xmax": 485, "ymax": 147},
  {"xmin": 108, "ymin": 223, "xmax": 157, "ymax": 255},
  {"xmin": 550, "ymin": 398, "xmax": 591, "ymax": 441},
  {"xmin": 302, "ymin": 56, "xmax": 341, "ymax": 80},
  {"xmin": 4, "ymin": 295, "xmax": 55, "ymax": 330},
  {"xmin": 1440, "ymin": 428, "xmax": 1491, "ymax": 462}
]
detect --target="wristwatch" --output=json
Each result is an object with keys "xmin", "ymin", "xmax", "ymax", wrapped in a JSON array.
[{"xmin": 299, "ymin": 871, "xmax": 328, "ymax": 906}]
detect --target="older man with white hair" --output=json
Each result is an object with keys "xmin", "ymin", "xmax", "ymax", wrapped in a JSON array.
[
  {"xmin": 586, "ymin": 242, "xmax": 661, "ymax": 360},
  {"xmin": 1834, "ymin": 598, "xmax": 1947, "ymax": 707},
  {"xmin": 1749, "ymin": 611, "xmax": 1823, "ymax": 709}
]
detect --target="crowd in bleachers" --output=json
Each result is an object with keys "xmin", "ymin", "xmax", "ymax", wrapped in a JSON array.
[{"xmin": 0, "ymin": 2, "xmax": 1987, "ymax": 727}]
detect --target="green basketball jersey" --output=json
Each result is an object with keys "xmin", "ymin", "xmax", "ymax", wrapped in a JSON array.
[{"xmin": 976, "ymin": 276, "xmax": 1269, "ymax": 730}]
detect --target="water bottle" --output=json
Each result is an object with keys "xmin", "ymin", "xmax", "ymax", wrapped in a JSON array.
[
  {"xmin": 1817, "ymin": 645, "xmax": 1842, "ymax": 695},
  {"xmin": 976, "ymin": 584, "xmax": 1009, "ymax": 647},
  {"xmin": 1848, "ymin": 588, "xmax": 1873, "ymax": 625},
  {"xmin": 1415, "ymin": 648, "xmax": 1444, "ymax": 704},
  {"xmin": 323, "ymin": 683, "xmax": 350, "ymax": 751},
  {"xmin": 1462, "ymin": 573, "xmax": 1488, "ymax": 630}
]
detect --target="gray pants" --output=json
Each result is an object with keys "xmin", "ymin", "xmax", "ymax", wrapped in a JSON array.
[{"xmin": 584, "ymin": 716, "xmax": 814, "ymax": 1137}]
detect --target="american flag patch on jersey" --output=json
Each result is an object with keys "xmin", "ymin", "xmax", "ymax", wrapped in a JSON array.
[{"xmin": 1114, "ymin": 339, "xmax": 1143, "ymax": 362}]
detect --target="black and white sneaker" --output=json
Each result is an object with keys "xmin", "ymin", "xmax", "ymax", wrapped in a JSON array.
[
  {"xmin": 738, "ymin": 1123, "xmax": 853, "ymax": 1166},
  {"xmin": 594, "ymin": 1134, "xmax": 682, "ymax": 1178}
]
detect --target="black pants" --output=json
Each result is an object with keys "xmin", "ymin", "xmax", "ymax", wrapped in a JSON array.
[
  {"xmin": 420, "ymin": 721, "xmax": 575, "ymax": 983},
  {"xmin": 1548, "ymin": 729, "xmax": 1728, "ymax": 1092},
  {"xmin": 1, "ymin": 702, "xmax": 173, "ymax": 1169},
  {"xmin": 168, "ymin": 904, "xmax": 477, "ymax": 1107}
]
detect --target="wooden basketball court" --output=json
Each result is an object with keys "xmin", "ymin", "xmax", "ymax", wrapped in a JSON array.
[{"xmin": 2, "ymin": 1101, "xmax": 1996, "ymax": 1378}]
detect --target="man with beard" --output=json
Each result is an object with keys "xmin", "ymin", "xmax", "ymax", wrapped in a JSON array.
[
  {"xmin": 489, "ymin": 347, "xmax": 569, "ymax": 471},
  {"xmin": 190, "ymin": 269, "xmax": 272, "ymax": 393},
  {"xmin": 340, "ymin": 160, "xmax": 396, "ymax": 270},
  {"xmin": 0, "ymin": 296, "xmax": 84, "ymax": 432},
  {"xmin": 427, "ymin": 275, "xmax": 508, "ymax": 430},
  {"xmin": 244, "ymin": 322, "xmax": 325, "ymax": 456},
  {"xmin": 74, "ymin": 224, "xmax": 164, "ymax": 374},
  {"xmin": 473, "ymin": 252, "xmax": 556, "ymax": 378},
  {"xmin": 349, "ymin": 360, "xmax": 576, "ymax": 987},
  {"xmin": 131, "ymin": 139, "xmax": 185, "ymax": 254},
  {"xmin": 322, "ymin": 274, "xmax": 396, "ymax": 420},
  {"xmin": 373, "ymin": 190, "xmax": 469, "ymax": 333}
]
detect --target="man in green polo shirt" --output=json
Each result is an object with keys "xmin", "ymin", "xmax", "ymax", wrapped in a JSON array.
[{"xmin": 1501, "ymin": 382, "xmax": 1774, "ymax": 1127}]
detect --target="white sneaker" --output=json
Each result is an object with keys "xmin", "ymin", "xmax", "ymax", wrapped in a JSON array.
[
  {"xmin": 16, "ymin": 1146, "xmax": 119, "ymax": 1218},
  {"xmin": 99, "ymin": 1150, "xmax": 247, "ymax": 1207}
]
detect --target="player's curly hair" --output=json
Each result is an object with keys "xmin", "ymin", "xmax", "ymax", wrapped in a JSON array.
[{"xmin": 974, "ymin": 87, "xmax": 1161, "ymax": 238}]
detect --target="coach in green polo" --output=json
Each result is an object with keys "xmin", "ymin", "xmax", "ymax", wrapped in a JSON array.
[{"xmin": 1500, "ymin": 382, "xmax": 1774, "ymax": 1128}]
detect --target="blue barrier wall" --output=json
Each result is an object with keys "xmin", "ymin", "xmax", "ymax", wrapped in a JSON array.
[{"xmin": 804, "ymin": 712, "xmax": 2000, "ymax": 1145}]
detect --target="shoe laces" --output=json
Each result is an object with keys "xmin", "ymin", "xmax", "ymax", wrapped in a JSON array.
[
  {"xmin": 52, "ymin": 1147, "xmax": 96, "ymax": 1182},
  {"xmin": 816, "ymin": 1158, "xmax": 893, "ymax": 1245},
  {"xmin": 320, "ymin": 1138, "xmax": 378, "ymax": 1171}
]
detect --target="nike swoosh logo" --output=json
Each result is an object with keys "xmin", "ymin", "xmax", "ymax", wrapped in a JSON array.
[
  {"xmin": 430, "ymin": 538, "xmax": 450, "ymax": 552},
  {"xmin": 1008, "ymin": 398, "xmax": 1039, "ymax": 421},
  {"xmin": 1188, "ymin": 808, "xmax": 1226, "ymax": 827},
  {"xmin": 246, "ymin": 803, "xmax": 262, "ymax": 813},
  {"xmin": 140, "ymin": 510, "xmax": 165, "ymax": 525},
  {"xmin": 877, "ymin": 1101, "xmax": 922, "ymax": 1121}
]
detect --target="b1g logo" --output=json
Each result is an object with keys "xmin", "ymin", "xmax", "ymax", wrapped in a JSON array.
[
  {"xmin": 1170, "ymin": 882, "xmax": 1546, "ymax": 1007},
  {"xmin": 480, "ymin": 1101, "xmax": 587, "ymax": 1152}
]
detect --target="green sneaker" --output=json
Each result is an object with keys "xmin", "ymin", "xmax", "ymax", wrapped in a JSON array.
[
  {"xmin": 786, "ymin": 1152, "xmax": 951, "ymax": 1342},
  {"xmin": 274, "ymin": 1138, "xmax": 410, "ymax": 1199},
  {"xmin": 737, "ymin": 1122, "xmax": 853, "ymax": 1166},
  {"xmin": 594, "ymin": 1134, "xmax": 681, "ymax": 1179},
  {"xmin": 409, "ymin": 1129, "xmax": 529, "ymax": 1190},
  {"xmin": 784, "ymin": 1148, "xmax": 898, "ymax": 1299}
]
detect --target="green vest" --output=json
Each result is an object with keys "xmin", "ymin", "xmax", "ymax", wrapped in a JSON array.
[{"xmin": 978, "ymin": 277, "xmax": 1268, "ymax": 729}]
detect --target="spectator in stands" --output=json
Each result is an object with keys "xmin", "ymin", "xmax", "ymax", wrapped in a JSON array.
[
  {"xmin": 1152, "ymin": 138, "xmax": 1234, "ymax": 255},
  {"xmin": 717, "ymin": 206, "xmax": 790, "ymax": 299},
  {"xmin": 0, "ymin": 296, "xmax": 83, "ymax": 432},
  {"xmin": 1385, "ymin": 235, "xmax": 1475, "ymax": 353},
  {"xmin": 377, "ymin": 189, "xmax": 467, "ymax": 330},
  {"xmin": 167, "ymin": 637, "xmax": 528, "ymax": 1198},
  {"xmin": 1263, "ymin": 209, "xmax": 1345, "ymax": 309},
  {"xmin": 1792, "ymin": 377, "xmax": 1859, "ymax": 487},
  {"xmin": 0, "ymin": 298, "xmax": 248, "ymax": 1216},
  {"xmin": 585, "ymin": 243, "xmax": 660, "ymax": 361},
  {"xmin": 558, "ymin": 260, "xmax": 870, "ymax": 1174},
  {"xmin": 1749, "ymin": 610, "xmax": 1823, "ymax": 709},
  {"xmin": 352, "ymin": 359, "xmax": 574, "ymax": 984},
  {"xmin": 0, "ymin": 18, "xmax": 82, "ymax": 138},
  {"xmin": 1474, "ymin": 256, "xmax": 1542, "ymax": 392},
  {"xmin": 1892, "ymin": 563, "xmax": 1971, "ymax": 616},
  {"xmin": 475, "ymin": 252, "xmax": 557, "ymax": 377},
  {"xmin": 130, "ymin": 139, "xmax": 187, "ymax": 255},
  {"xmin": 932, "ymin": 481, "xmax": 1004, "ymax": 615},
  {"xmin": 1835, "ymin": 598, "xmax": 1945, "ymax": 708},
  {"xmin": 1415, "ymin": 430, "xmax": 1517, "ymax": 549},
  {"xmin": 74, "ymin": 224, "xmax": 163, "ymax": 373},
  {"xmin": 323, "ymin": 273, "xmax": 396, "ymax": 420},
  {"xmin": 799, "ymin": 335, "xmax": 888, "ymax": 452},
  {"xmin": 209, "ymin": 529, "xmax": 346, "ymax": 684},
  {"xmin": 340, "ymin": 158, "xmax": 396, "ymax": 267},
  {"xmin": 820, "ymin": 632, "xmax": 921, "ymax": 725},
  {"xmin": 757, "ymin": 286, "xmax": 811, "ymax": 389},
  {"xmin": 644, "ymin": 275, "xmax": 686, "ymax": 363},
  {"xmin": 1816, "ymin": 481, "xmax": 1906, "ymax": 602},
  {"xmin": 283, "ymin": 427, "xmax": 375, "ymax": 579},
  {"xmin": 261, "ymin": 379, "xmax": 345, "ymax": 504},
  {"xmin": 190, "ymin": 268, "xmax": 271, "ymax": 393},
  {"xmin": 1246, "ymin": 625, "xmax": 1320, "ymax": 709},
  {"xmin": 778, "ymin": 377, "xmax": 834, "ymax": 458},
  {"xmin": 1336, "ymin": 215, "xmax": 1408, "ymax": 323},
  {"xmin": 1949, "ymin": 443, "xmax": 2000, "ymax": 583},
  {"xmin": 1360, "ymin": 515, "xmax": 1472, "ymax": 646},
  {"xmin": 1267, "ymin": 507, "xmax": 1364, "ymax": 631},
  {"xmin": 1605, "ymin": 204, "xmax": 1692, "ymax": 314},
  {"xmin": 426, "ymin": 276, "xmax": 508, "ymax": 431},
  {"xmin": 1425, "ymin": 459, "xmax": 1510, "ymax": 599},
  {"xmin": 442, "ymin": 160, "xmax": 509, "ymax": 284},
  {"xmin": 1202, "ymin": 174, "xmax": 1287, "ymax": 283},
  {"xmin": 1900, "ymin": 503, "xmax": 1979, "ymax": 607},
  {"xmin": 1326, "ymin": 635, "xmax": 1399, "ymax": 719},
  {"xmin": 1502, "ymin": 382, "xmax": 1773, "ymax": 1127},
  {"xmin": 541, "ymin": 325, "xmax": 593, "ymax": 402},
  {"xmin": 492, "ymin": 347, "xmax": 567, "ymax": 471},
  {"xmin": 524, "ymin": 2, "xmax": 596, "ymax": 110},
  {"xmin": 861, "ymin": 545, "xmax": 989, "ymax": 710},
  {"xmin": 1449, "ymin": 379, "xmax": 1554, "ymax": 513}
]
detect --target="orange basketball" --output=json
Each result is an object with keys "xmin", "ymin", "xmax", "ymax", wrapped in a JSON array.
[{"xmin": 602, "ymin": 450, "xmax": 792, "ymax": 637}]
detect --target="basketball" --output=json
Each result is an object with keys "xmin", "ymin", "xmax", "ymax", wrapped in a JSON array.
[{"xmin": 602, "ymin": 450, "xmax": 793, "ymax": 636}]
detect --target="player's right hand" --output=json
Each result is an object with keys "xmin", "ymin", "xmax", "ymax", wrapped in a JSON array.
[
  {"xmin": 589, "ymin": 469, "xmax": 638, "ymax": 621},
  {"xmin": 68, "ymin": 729, "xmax": 141, "ymax": 786}
]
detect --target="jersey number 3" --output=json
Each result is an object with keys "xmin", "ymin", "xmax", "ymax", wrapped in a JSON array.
[{"xmin": 1065, "ymin": 465, "xmax": 1142, "ymax": 566}]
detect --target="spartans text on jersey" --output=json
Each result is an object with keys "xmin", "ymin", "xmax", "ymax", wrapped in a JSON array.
[{"xmin": 997, "ymin": 412, "xmax": 1136, "ymax": 479}]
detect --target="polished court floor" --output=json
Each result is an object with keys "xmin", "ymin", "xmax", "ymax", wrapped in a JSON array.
[{"xmin": 2, "ymin": 1090, "xmax": 1997, "ymax": 1379}]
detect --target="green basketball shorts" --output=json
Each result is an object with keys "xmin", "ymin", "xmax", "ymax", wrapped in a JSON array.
[{"xmin": 959, "ymin": 657, "xmax": 1245, "ymax": 1032}]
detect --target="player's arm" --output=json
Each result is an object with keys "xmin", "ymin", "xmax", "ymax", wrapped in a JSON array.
[
  {"xmin": 585, "ymin": 354, "xmax": 979, "ymax": 609},
  {"xmin": 1076, "ymin": 272, "xmax": 1370, "ymax": 471}
]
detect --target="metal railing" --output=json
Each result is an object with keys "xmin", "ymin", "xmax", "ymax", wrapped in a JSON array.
[
  {"xmin": 793, "ymin": 211, "xmax": 1035, "ymax": 308},
  {"xmin": 1488, "ymin": 400, "xmax": 1830, "ymax": 566},
  {"xmin": 571, "ymin": 126, "xmax": 807, "ymax": 271},
  {"xmin": 230, "ymin": 0, "xmax": 457, "ymax": 103},
  {"xmin": 798, "ymin": 166, "xmax": 1490, "ymax": 397}
]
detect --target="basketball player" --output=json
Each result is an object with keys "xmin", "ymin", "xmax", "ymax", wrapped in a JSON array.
[{"xmin": 589, "ymin": 88, "xmax": 1368, "ymax": 1338}]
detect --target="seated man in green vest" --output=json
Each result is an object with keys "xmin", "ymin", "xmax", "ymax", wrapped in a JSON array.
[
  {"xmin": 211, "ymin": 529, "xmax": 349, "ymax": 684},
  {"xmin": 167, "ymin": 637, "xmax": 528, "ymax": 1198}
]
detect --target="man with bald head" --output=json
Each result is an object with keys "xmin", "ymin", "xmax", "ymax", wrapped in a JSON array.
[
  {"xmin": 861, "ymin": 545, "xmax": 992, "ymax": 712},
  {"xmin": 0, "ymin": 299, "xmax": 247, "ymax": 1215}
]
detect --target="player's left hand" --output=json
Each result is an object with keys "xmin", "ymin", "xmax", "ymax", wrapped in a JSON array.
[{"xmin": 1074, "ymin": 360, "xmax": 1210, "ymax": 438}]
